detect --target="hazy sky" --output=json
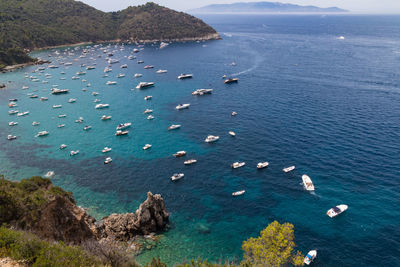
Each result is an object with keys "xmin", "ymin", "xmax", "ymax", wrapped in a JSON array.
[{"xmin": 79, "ymin": 0, "xmax": 400, "ymax": 14}]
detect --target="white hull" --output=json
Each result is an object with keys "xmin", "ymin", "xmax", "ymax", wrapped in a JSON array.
[{"xmin": 302, "ymin": 174, "xmax": 315, "ymax": 191}]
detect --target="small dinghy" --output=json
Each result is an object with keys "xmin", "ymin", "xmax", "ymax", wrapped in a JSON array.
[
  {"xmin": 232, "ymin": 190, "xmax": 245, "ymax": 196},
  {"xmin": 304, "ymin": 250, "xmax": 317, "ymax": 265},
  {"xmin": 326, "ymin": 204, "xmax": 348, "ymax": 218},
  {"xmin": 229, "ymin": 131, "xmax": 236, "ymax": 137},
  {"xmin": 171, "ymin": 173, "xmax": 184, "ymax": 181},
  {"xmin": 302, "ymin": 174, "xmax": 315, "ymax": 191}
]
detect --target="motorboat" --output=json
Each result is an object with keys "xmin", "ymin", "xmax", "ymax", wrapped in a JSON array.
[
  {"xmin": 173, "ymin": 151, "xmax": 186, "ymax": 157},
  {"xmin": 232, "ymin": 111, "xmax": 237, "ymax": 116},
  {"xmin": 327, "ymin": 205, "xmax": 348, "ymax": 218},
  {"xmin": 156, "ymin": 69, "xmax": 167, "ymax": 74},
  {"xmin": 94, "ymin": 99, "xmax": 101, "ymax": 103},
  {"xmin": 29, "ymin": 95, "xmax": 38, "ymax": 99},
  {"xmin": 304, "ymin": 250, "xmax": 317, "ymax": 265},
  {"xmin": 52, "ymin": 104, "xmax": 62, "ymax": 109},
  {"xmin": 143, "ymin": 144, "xmax": 152, "ymax": 150},
  {"xmin": 8, "ymin": 110, "xmax": 18, "ymax": 115},
  {"xmin": 117, "ymin": 73, "xmax": 125, "ymax": 78},
  {"xmin": 176, "ymin": 103, "xmax": 190, "ymax": 110},
  {"xmin": 58, "ymin": 114, "xmax": 67, "ymax": 118},
  {"xmin": 7, "ymin": 135, "xmax": 17, "ymax": 140},
  {"xmin": 136, "ymin": 82, "xmax": 154, "ymax": 89},
  {"xmin": 184, "ymin": 159, "xmax": 197, "ymax": 165},
  {"xmin": 95, "ymin": 104, "xmax": 109, "ymax": 109},
  {"xmin": 144, "ymin": 96, "xmax": 152, "ymax": 100},
  {"xmin": 205, "ymin": 135, "xmax": 219, "ymax": 143},
  {"xmin": 115, "ymin": 130, "xmax": 129, "ymax": 136},
  {"xmin": 75, "ymin": 117, "xmax": 84, "ymax": 123},
  {"xmin": 68, "ymin": 98, "xmax": 76, "ymax": 103},
  {"xmin": 48, "ymin": 65, "xmax": 58, "ymax": 69},
  {"xmin": 86, "ymin": 66, "xmax": 96, "ymax": 70},
  {"xmin": 160, "ymin": 42, "xmax": 169, "ymax": 49},
  {"xmin": 116, "ymin": 122, "xmax": 131, "ymax": 130},
  {"xmin": 168, "ymin": 124, "xmax": 181, "ymax": 130},
  {"xmin": 229, "ymin": 131, "xmax": 236, "ymax": 137},
  {"xmin": 8, "ymin": 102, "xmax": 17, "ymax": 107},
  {"xmin": 147, "ymin": 115, "xmax": 154, "ymax": 120},
  {"xmin": 17, "ymin": 111, "xmax": 29, "ymax": 117},
  {"xmin": 192, "ymin": 89, "xmax": 213, "ymax": 95},
  {"xmin": 57, "ymin": 124, "xmax": 65, "ymax": 128},
  {"xmin": 36, "ymin": 131, "xmax": 49, "ymax": 137},
  {"xmin": 32, "ymin": 121, "xmax": 40, "ymax": 126},
  {"xmin": 143, "ymin": 109, "xmax": 153, "ymax": 114},
  {"xmin": 144, "ymin": 65, "xmax": 154, "ymax": 69},
  {"xmin": 8, "ymin": 121, "xmax": 18, "ymax": 126},
  {"xmin": 257, "ymin": 162, "xmax": 269, "ymax": 169},
  {"xmin": 302, "ymin": 175, "xmax": 315, "ymax": 191},
  {"xmin": 108, "ymin": 59, "xmax": 119, "ymax": 64},
  {"xmin": 60, "ymin": 144, "xmax": 67, "ymax": 150},
  {"xmin": 104, "ymin": 67, "xmax": 112, "ymax": 73},
  {"xmin": 133, "ymin": 49, "xmax": 140, "ymax": 53},
  {"xmin": 44, "ymin": 171, "xmax": 55, "ymax": 178},
  {"xmin": 137, "ymin": 60, "xmax": 144, "ymax": 64},
  {"xmin": 232, "ymin": 162, "xmax": 245, "ymax": 169},
  {"xmin": 92, "ymin": 92, "xmax": 99, "ymax": 96},
  {"xmin": 283, "ymin": 166, "xmax": 296, "ymax": 173},
  {"xmin": 171, "ymin": 173, "xmax": 184, "ymax": 181},
  {"xmin": 106, "ymin": 81, "xmax": 117, "ymax": 85},
  {"xmin": 71, "ymin": 76, "xmax": 80, "ymax": 80},
  {"xmin": 224, "ymin": 78, "xmax": 239, "ymax": 84},
  {"xmin": 232, "ymin": 190, "xmax": 245, "ymax": 196},
  {"xmin": 51, "ymin": 88, "xmax": 69, "ymax": 94},
  {"xmin": 40, "ymin": 97, "xmax": 49, "ymax": 101},
  {"xmin": 83, "ymin": 125, "xmax": 92, "ymax": 131},
  {"xmin": 177, "ymin": 74, "xmax": 193, "ymax": 79},
  {"xmin": 120, "ymin": 64, "xmax": 128, "ymax": 69},
  {"xmin": 134, "ymin": 73, "xmax": 143, "ymax": 78},
  {"xmin": 70, "ymin": 150, "xmax": 80, "ymax": 156},
  {"xmin": 22, "ymin": 86, "xmax": 29, "ymax": 90},
  {"xmin": 104, "ymin": 157, "xmax": 113, "ymax": 164},
  {"xmin": 102, "ymin": 147, "xmax": 112, "ymax": 153},
  {"xmin": 76, "ymin": 71, "xmax": 86, "ymax": 76},
  {"xmin": 9, "ymin": 98, "xmax": 18, "ymax": 102},
  {"xmin": 101, "ymin": 115, "xmax": 112, "ymax": 120}
]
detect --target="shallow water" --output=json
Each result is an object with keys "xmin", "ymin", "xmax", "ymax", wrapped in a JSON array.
[{"xmin": 1, "ymin": 14, "xmax": 400, "ymax": 266}]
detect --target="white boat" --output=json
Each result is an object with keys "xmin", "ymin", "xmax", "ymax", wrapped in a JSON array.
[
  {"xmin": 51, "ymin": 88, "xmax": 69, "ymax": 95},
  {"xmin": 8, "ymin": 110, "xmax": 18, "ymax": 115},
  {"xmin": 327, "ymin": 204, "xmax": 348, "ymax": 218},
  {"xmin": 22, "ymin": 86, "xmax": 29, "ymax": 90},
  {"xmin": 117, "ymin": 73, "xmax": 125, "ymax": 78},
  {"xmin": 102, "ymin": 147, "xmax": 112, "ymax": 153},
  {"xmin": 68, "ymin": 98, "xmax": 76, "ymax": 103},
  {"xmin": 173, "ymin": 151, "xmax": 186, "ymax": 157},
  {"xmin": 115, "ymin": 130, "xmax": 129, "ymax": 136},
  {"xmin": 76, "ymin": 71, "xmax": 86, "ymax": 76},
  {"xmin": 168, "ymin": 124, "xmax": 181, "ymax": 130},
  {"xmin": 205, "ymin": 135, "xmax": 219, "ymax": 143},
  {"xmin": 83, "ymin": 125, "xmax": 92, "ymax": 131},
  {"xmin": 104, "ymin": 157, "xmax": 113, "ymax": 164},
  {"xmin": 95, "ymin": 104, "xmax": 110, "ymax": 109},
  {"xmin": 29, "ymin": 95, "xmax": 38, "ymax": 99},
  {"xmin": 36, "ymin": 131, "xmax": 49, "ymax": 137},
  {"xmin": 184, "ymin": 159, "xmax": 197, "ymax": 165},
  {"xmin": 94, "ymin": 99, "xmax": 101, "ymax": 103},
  {"xmin": 8, "ymin": 121, "xmax": 18, "ymax": 126},
  {"xmin": 71, "ymin": 76, "xmax": 80, "ymax": 80},
  {"xmin": 101, "ymin": 115, "xmax": 112, "ymax": 120},
  {"xmin": 108, "ymin": 59, "xmax": 119, "ymax": 64},
  {"xmin": 120, "ymin": 64, "xmax": 128, "ymax": 69},
  {"xmin": 57, "ymin": 124, "xmax": 65, "ymax": 128},
  {"xmin": 8, "ymin": 102, "xmax": 17, "ymax": 107},
  {"xmin": 143, "ymin": 144, "xmax": 152, "ymax": 150},
  {"xmin": 156, "ymin": 69, "xmax": 168, "ymax": 74},
  {"xmin": 17, "ymin": 111, "xmax": 29, "ymax": 117},
  {"xmin": 75, "ymin": 117, "xmax": 84, "ymax": 123},
  {"xmin": 106, "ymin": 81, "xmax": 117, "ymax": 85},
  {"xmin": 143, "ymin": 109, "xmax": 153, "ymax": 114},
  {"xmin": 133, "ymin": 73, "xmax": 143, "ymax": 78},
  {"xmin": 147, "ymin": 115, "xmax": 154, "ymax": 120},
  {"xmin": 133, "ymin": 49, "xmax": 140, "ymax": 53},
  {"xmin": 40, "ymin": 97, "xmax": 48, "ymax": 101},
  {"xmin": 86, "ymin": 66, "xmax": 96, "ymax": 70},
  {"xmin": 176, "ymin": 103, "xmax": 190, "ymax": 110},
  {"xmin": 302, "ymin": 175, "xmax": 315, "ymax": 191},
  {"xmin": 232, "ymin": 111, "xmax": 237, "ymax": 116},
  {"xmin": 160, "ymin": 42, "xmax": 169, "ymax": 49},
  {"xmin": 44, "ymin": 171, "xmax": 55, "ymax": 178},
  {"xmin": 304, "ymin": 250, "xmax": 317, "ymax": 265},
  {"xmin": 58, "ymin": 114, "xmax": 67, "ymax": 118},
  {"xmin": 144, "ymin": 96, "xmax": 152, "ymax": 100},
  {"xmin": 232, "ymin": 190, "xmax": 245, "ymax": 196},
  {"xmin": 70, "ymin": 150, "xmax": 80, "ymax": 156},
  {"xmin": 92, "ymin": 92, "xmax": 99, "ymax": 96},
  {"xmin": 136, "ymin": 82, "xmax": 155, "ymax": 89},
  {"xmin": 192, "ymin": 89, "xmax": 213, "ymax": 95},
  {"xmin": 171, "ymin": 173, "xmax": 184, "ymax": 181},
  {"xmin": 338, "ymin": 36, "xmax": 345, "ymax": 40},
  {"xmin": 48, "ymin": 65, "xmax": 58, "ymax": 69},
  {"xmin": 283, "ymin": 166, "xmax": 296, "ymax": 173},
  {"xmin": 32, "ymin": 121, "xmax": 40, "ymax": 126},
  {"xmin": 144, "ymin": 65, "xmax": 154, "ymax": 69},
  {"xmin": 232, "ymin": 162, "xmax": 245, "ymax": 169},
  {"xmin": 7, "ymin": 135, "xmax": 17, "ymax": 140},
  {"xmin": 178, "ymin": 74, "xmax": 193, "ymax": 79},
  {"xmin": 104, "ymin": 67, "xmax": 112, "ymax": 73},
  {"xmin": 224, "ymin": 78, "xmax": 239, "ymax": 84},
  {"xmin": 116, "ymin": 122, "xmax": 131, "ymax": 130},
  {"xmin": 60, "ymin": 144, "xmax": 67, "ymax": 150},
  {"xmin": 52, "ymin": 104, "xmax": 62, "ymax": 109},
  {"xmin": 257, "ymin": 162, "xmax": 269, "ymax": 169},
  {"xmin": 229, "ymin": 131, "xmax": 236, "ymax": 137}
]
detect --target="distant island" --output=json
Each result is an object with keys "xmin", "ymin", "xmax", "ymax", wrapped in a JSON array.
[
  {"xmin": 0, "ymin": 1, "xmax": 219, "ymax": 70},
  {"xmin": 190, "ymin": 1, "xmax": 348, "ymax": 14}
]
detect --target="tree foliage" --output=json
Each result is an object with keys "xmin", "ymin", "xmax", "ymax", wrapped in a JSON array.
[{"xmin": 241, "ymin": 221, "xmax": 304, "ymax": 266}]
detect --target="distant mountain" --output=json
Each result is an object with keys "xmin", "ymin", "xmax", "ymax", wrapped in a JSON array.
[{"xmin": 190, "ymin": 1, "xmax": 348, "ymax": 13}]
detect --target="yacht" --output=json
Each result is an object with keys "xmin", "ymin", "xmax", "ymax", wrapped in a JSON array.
[
  {"xmin": 36, "ymin": 131, "xmax": 49, "ymax": 137},
  {"xmin": 86, "ymin": 66, "xmax": 96, "ymax": 70},
  {"xmin": 104, "ymin": 67, "xmax": 112, "ymax": 73},
  {"xmin": 68, "ymin": 98, "xmax": 76, "ymax": 103},
  {"xmin": 75, "ymin": 117, "xmax": 84, "ymax": 123},
  {"xmin": 144, "ymin": 65, "xmax": 154, "ymax": 69},
  {"xmin": 171, "ymin": 173, "xmax": 184, "ymax": 181},
  {"xmin": 302, "ymin": 175, "xmax": 315, "ymax": 191},
  {"xmin": 76, "ymin": 71, "xmax": 86, "ymax": 76},
  {"xmin": 136, "ymin": 82, "xmax": 155, "ymax": 89},
  {"xmin": 106, "ymin": 81, "xmax": 117, "ymax": 85},
  {"xmin": 83, "ymin": 125, "xmax": 92, "ymax": 131},
  {"xmin": 95, "ymin": 104, "xmax": 110, "ymax": 109},
  {"xmin": 7, "ymin": 135, "xmax": 17, "ymax": 140},
  {"xmin": 8, "ymin": 110, "xmax": 18, "ymax": 115},
  {"xmin": 70, "ymin": 150, "xmax": 80, "ymax": 156},
  {"xmin": 52, "ymin": 104, "xmax": 62, "ymax": 109},
  {"xmin": 108, "ymin": 59, "xmax": 119, "ymax": 64},
  {"xmin": 116, "ymin": 122, "xmax": 131, "ymax": 130},
  {"xmin": 102, "ymin": 147, "xmax": 112, "ymax": 153},
  {"xmin": 205, "ymin": 135, "xmax": 219, "ymax": 143},
  {"xmin": 143, "ymin": 144, "xmax": 152, "ymax": 150},
  {"xmin": 143, "ymin": 109, "xmax": 153, "ymax": 114},
  {"xmin": 156, "ymin": 69, "xmax": 168, "ymax": 74},
  {"xmin": 101, "ymin": 115, "xmax": 112, "ymax": 121},
  {"xmin": 134, "ymin": 73, "xmax": 143, "ymax": 78},
  {"xmin": 229, "ymin": 131, "xmax": 236, "ymax": 137},
  {"xmin": 117, "ymin": 73, "xmax": 125, "ymax": 78},
  {"xmin": 168, "ymin": 124, "xmax": 181, "ymax": 130},
  {"xmin": 232, "ymin": 162, "xmax": 245, "ymax": 169},
  {"xmin": 304, "ymin": 250, "xmax": 317, "ymax": 265},
  {"xmin": 137, "ymin": 60, "xmax": 144, "ymax": 64},
  {"xmin": 184, "ymin": 159, "xmax": 197, "ymax": 165},
  {"xmin": 178, "ymin": 74, "xmax": 193, "ymax": 79},
  {"xmin": 232, "ymin": 111, "xmax": 238, "ymax": 116},
  {"xmin": 120, "ymin": 64, "xmax": 128, "ymax": 69},
  {"xmin": 257, "ymin": 162, "xmax": 269, "ymax": 169},
  {"xmin": 133, "ymin": 49, "xmax": 140, "ymax": 53},
  {"xmin": 51, "ymin": 88, "xmax": 69, "ymax": 94},
  {"xmin": 58, "ymin": 114, "xmax": 67, "ymax": 118},
  {"xmin": 57, "ymin": 124, "xmax": 65, "ymax": 128},
  {"xmin": 32, "ymin": 121, "xmax": 40, "ymax": 126},
  {"xmin": 283, "ymin": 166, "xmax": 296, "ymax": 173},
  {"xmin": 48, "ymin": 65, "xmax": 58, "ymax": 69},
  {"xmin": 8, "ymin": 121, "xmax": 18, "ymax": 126},
  {"xmin": 173, "ymin": 151, "xmax": 186, "ymax": 157},
  {"xmin": 104, "ymin": 157, "xmax": 112, "ymax": 164},
  {"xmin": 192, "ymin": 89, "xmax": 213, "ymax": 95},
  {"xmin": 147, "ymin": 115, "xmax": 155, "ymax": 120},
  {"xmin": 232, "ymin": 190, "xmax": 245, "ymax": 196},
  {"xmin": 44, "ymin": 171, "xmax": 55, "ymax": 178},
  {"xmin": 115, "ymin": 130, "xmax": 129, "ymax": 136},
  {"xmin": 40, "ymin": 97, "xmax": 49, "ymax": 101},
  {"xmin": 9, "ymin": 98, "xmax": 18, "ymax": 102},
  {"xmin": 327, "ymin": 205, "xmax": 348, "ymax": 218},
  {"xmin": 17, "ymin": 111, "xmax": 29, "ymax": 117},
  {"xmin": 59, "ymin": 144, "xmax": 67, "ymax": 150},
  {"xmin": 176, "ymin": 103, "xmax": 190, "ymax": 110},
  {"xmin": 144, "ymin": 96, "xmax": 152, "ymax": 100},
  {"xmin": 224, "ymin": 78, "xmax": 239, "ymax": 84}
]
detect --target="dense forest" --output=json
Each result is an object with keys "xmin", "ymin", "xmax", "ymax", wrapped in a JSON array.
[{"xmin": 0, "ymin": 0, "xmax": 218, "ymax": 69}]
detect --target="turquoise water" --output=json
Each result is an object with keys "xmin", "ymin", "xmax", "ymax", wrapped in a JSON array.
[{"xmin": 1, "ymin": 15, "xmax": 400, "ymax": 266}]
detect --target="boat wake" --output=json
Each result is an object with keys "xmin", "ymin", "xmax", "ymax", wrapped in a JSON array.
[{"xmin": 230, "ymin": 66, "xmax": 257, "ymax": 77}]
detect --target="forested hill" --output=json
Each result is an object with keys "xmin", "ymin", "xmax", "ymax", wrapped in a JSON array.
[{"xmin": 0, "ymin": 1, "xmax": 219, "ymax": 69}]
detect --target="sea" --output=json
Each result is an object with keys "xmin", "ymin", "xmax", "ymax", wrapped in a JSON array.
[{"xmin": 1, "ymin": 14, "xmax": 400, "ymax": 266}]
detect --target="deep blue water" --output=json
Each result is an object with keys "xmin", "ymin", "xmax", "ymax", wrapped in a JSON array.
[{"xmin": 1, "ymin": 14, "xmax": 400, "ymax": 266}]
